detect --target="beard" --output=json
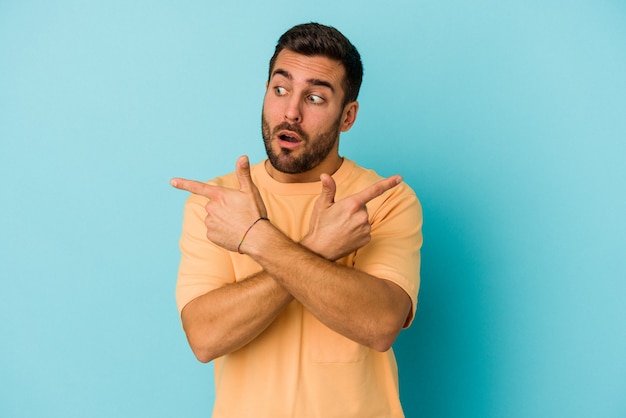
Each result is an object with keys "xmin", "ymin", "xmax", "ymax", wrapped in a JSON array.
[{"xmin": 261, "ymin": 113, "xmax": 342, "ymax": 175}]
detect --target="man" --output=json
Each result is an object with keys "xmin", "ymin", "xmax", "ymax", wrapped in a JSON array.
[{"xmin": 171, "ymin": 23, "xmax": 422, "ymax": 417}]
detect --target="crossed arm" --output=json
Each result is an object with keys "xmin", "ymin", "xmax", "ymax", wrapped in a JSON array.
[{"xmin": 172, "ymin": 156, "xmax": 412, "ymax": 363}]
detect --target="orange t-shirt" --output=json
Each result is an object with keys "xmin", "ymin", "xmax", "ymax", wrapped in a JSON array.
[{"xmin": 176, "ymin": 159, "xmax": 422, "ymax": 418}]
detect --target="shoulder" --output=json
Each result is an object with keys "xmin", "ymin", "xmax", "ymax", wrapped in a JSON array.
[
  {"xmin": 341, "ymin": 160, "xmax": 420, "ymax": 205},
  {"xmin": 184, "ymin": 161, "xmax": 268, "ymax": 206}
]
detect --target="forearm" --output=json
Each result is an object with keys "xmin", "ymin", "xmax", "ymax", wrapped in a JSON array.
[
  {"xmin": 244, "ymin": 222, "xmax": 411, "ymax": 351},
  {"xmin": 181, "ymin": 270, "xmax": 293, "ymax": 362}
]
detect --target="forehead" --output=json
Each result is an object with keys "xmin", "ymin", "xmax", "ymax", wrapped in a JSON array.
[{"xmin": 271, "ymin": 49, "xmax": 346, "ymax": 91}]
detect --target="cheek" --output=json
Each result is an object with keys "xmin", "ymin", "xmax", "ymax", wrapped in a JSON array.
[
  {"xmin": 263, "ymin": 95, "xmax": 283, "ymax": 116},
  {"xmin": 309, "ymin": 109, "xmax": 341, "ymax": 130},
  {"xmin": 261, "ymin": 99, "xmax": 270, "ymax": 118}
]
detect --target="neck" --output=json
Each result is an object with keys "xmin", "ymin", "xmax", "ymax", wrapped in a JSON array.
[{"xmin": 265, "ymin": 155, "xmax": 344, "ymax": 183}]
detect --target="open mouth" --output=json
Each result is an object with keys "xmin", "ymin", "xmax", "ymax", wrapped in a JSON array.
[{"xmin": 279, "ymin": 134, "xmax": 299, "ymax": 143}]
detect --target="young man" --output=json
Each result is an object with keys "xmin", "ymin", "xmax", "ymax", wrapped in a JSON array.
[{"xmin": 172, "ymin": 23, "xmax": 422, "ymax": 417}]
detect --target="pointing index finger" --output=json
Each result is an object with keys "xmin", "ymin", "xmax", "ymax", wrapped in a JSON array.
[
  {"xmin": 351, "ymin": 175, "xmax": 402, "ymax": 207},
  {"xmin": 170, "ymin": 178, "xmax": 217, "ymax": 199}
]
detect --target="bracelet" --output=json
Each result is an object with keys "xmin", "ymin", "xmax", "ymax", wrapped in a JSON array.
[{"xmin": 237, "ymin": 217, "xmax": 269, "ymax": 254}]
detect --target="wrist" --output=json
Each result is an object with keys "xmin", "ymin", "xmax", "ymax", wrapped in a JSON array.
[
  {"xmin": 237, "ymin": 218, "xmax": 276, "ymax": 257},
  {"xmin": 237, "ymin": 217, "xmax": 269, "ymax": 254},
  {"xmin": 300, "ymin": 234, "xmax": 330, "ymax": 260},
  {"xmin": 299, "ymin": 234, "xmax": 341, "ymax": 261}
]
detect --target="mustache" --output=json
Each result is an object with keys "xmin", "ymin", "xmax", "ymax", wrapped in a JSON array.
[{"xmin": 272, "ymin": 122, "xmax": 308, "ymax": 141}]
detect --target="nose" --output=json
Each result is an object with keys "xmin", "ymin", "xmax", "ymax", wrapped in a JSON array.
[{"xmin": 284, "ymin": 97, "xmax": 302, "ymax": 123}]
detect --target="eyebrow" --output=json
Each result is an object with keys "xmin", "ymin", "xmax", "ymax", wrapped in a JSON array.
[{"xmin": 272, "ymin": 68, "xmax": 335, "ymax": 93}]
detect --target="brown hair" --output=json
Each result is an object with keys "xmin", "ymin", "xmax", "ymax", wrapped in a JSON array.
[{"xmin": 268, "ymin": 23, "xmax": 363, "ymax": 106}]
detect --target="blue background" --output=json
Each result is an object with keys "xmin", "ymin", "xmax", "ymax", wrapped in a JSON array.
[{"xmin": 1, "ymin": 1, "xmax": 624, "ymax": 417}]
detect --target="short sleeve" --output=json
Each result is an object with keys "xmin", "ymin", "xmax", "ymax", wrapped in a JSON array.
[
  {"xmin": 175, "ymin": 192, "xmax": 235, "ymax": 315},
  {"xmin": 354, "ymin": 183, "xmax": 423, "ymax": 327}
]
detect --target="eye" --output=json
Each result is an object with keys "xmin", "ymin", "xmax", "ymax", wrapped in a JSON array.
[
  {"xmin": 274, "ymin": 86, "xmax": 287, "ymax": 96},
  {"xmin": 307, "ymin": 94, "xmax": 325, "ymax": 104}
]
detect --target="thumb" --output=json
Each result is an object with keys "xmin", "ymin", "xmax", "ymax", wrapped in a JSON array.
[
  {"xmin": 235, "ymin": 155, "xmax": 254, "ymax": 192},
  {"xmin": 316, "ymin": 173, "xmax": 336, "ymax": 209}
]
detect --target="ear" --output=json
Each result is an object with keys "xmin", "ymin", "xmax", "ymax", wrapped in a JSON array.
[{"xmin": 340, "ymin": 101, "xmax": 359, "ymax": 132}]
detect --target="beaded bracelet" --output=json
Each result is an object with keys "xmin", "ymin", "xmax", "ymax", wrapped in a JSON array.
[{"xmin": 237, "ymin": 217, "xmax": 269, "ymax": 254}]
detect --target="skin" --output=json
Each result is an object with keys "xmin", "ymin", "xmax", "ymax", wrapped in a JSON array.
[
  {"xmin": 262, "ymin": 49, "xmax": 358, "ymax": 183},
  {"xmin": 171, "ymin": 51, "xmax": 411, "ymax": 363}
]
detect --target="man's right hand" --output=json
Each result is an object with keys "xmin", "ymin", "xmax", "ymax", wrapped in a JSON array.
[
  {"xmin": 301, "ymin": 173, "xmax": 402, "ymax": 261},
  {"xmin": 171, "ymin": 155, "xmax": 268, "ymax": 253}
]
